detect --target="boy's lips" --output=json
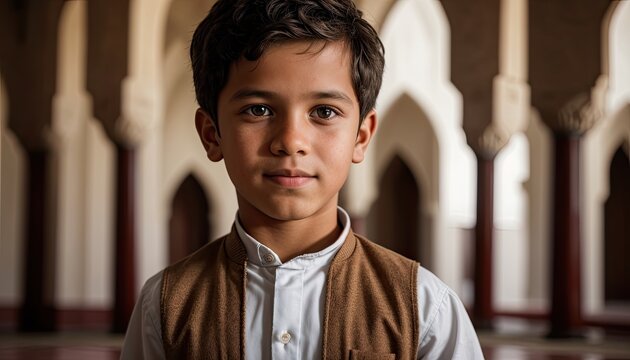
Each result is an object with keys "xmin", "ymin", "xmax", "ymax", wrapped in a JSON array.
[{"xmin": 264, "ymin": 169, "xmax": 316, "ymax": 187}]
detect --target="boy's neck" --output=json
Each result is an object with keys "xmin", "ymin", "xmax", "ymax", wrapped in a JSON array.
[{"xmin": 237, "ymin": 205, "xmax": 343, "ymax": 263}]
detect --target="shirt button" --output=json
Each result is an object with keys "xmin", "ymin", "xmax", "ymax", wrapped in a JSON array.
[
  {"xmin": 262, "ymin": 253, "xmax": 275, "ymax": 264},
  {"xmin": 279, "ymin": 331, "xmax": 291, "ymax": 344}
]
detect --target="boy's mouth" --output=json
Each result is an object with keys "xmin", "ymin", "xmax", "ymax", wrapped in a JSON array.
[{"xmin": 263, "ymin": 169, "xmax": 316, "ymax": 187}]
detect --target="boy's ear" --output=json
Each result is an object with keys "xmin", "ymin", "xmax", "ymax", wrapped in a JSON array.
[
  {"xmin": 352, "ymin": 109, "xmax": 377, "ymax": 164},
  {"xmin": 195, "ymin": 108, "xmax": 223, "ymax": 162}
]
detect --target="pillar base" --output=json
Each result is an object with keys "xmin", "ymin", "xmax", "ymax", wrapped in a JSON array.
[
  {"xmin": 547, "ymin": 328, "xmax": 586, "ymax": 339},
  {"xmin": 473, "ymin": 318, "xmax": 494, "ymax": 331},
  {"xmin": 19, "ymin": 306, "xmax": 56, "ymax": 332}
]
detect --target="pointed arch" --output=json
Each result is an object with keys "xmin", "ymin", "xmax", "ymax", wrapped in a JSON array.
[
  {"xmin": 370, "ymin": 92, "xmax": 438, "ymax": 268},
  {"xmin": 375, "ymin": 92, "xmax": 438, "ymax": 201},
  {"xmin": 604, "ymin": 145, "xmax": 630, "ymax": 303},
  {"xmin": 168, "ymin": 173, "xmax": 212, "ymax": 264},
  {"xmin": 367, "ymin": 154, "xmax": 422, "ymax": 262}
]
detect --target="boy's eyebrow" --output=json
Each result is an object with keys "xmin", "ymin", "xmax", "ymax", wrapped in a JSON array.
[
  {"xmin": 311, "ymin": 90, "xmax": 354, "ymax": 104},
  {"xmin": 229, "ymin": 88, "xmax": 354, "ymax": 104},
  {"xmin": 229, "ymin": 88, "xmax": 277, "ymax": 102}
]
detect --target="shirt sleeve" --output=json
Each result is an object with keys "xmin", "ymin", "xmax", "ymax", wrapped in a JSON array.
[
  {"xmin": 416, "ymin": 267, "xmax": 484, "ymax": 359},
  {"xmin": 120, "ymin": 271, "xmax": 165, "ymax": 360}
]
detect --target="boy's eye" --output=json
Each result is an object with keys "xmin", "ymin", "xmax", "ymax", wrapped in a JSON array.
[
  {"xmin": 311, "ymin": 106, "xmax": 337, "ymax": 120},
  {"xmin": 245, "ymin": 105, "xmax": 272, "ymax": 117}
]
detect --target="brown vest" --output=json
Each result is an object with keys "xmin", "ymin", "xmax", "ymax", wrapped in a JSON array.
[{"xmin": 161, "ymin": 228, "xmax": 419, "ymax": 359}]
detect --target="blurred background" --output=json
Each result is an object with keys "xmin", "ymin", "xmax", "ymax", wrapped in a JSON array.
[{"xmin": 1, "ymin": 0, "xmax": 629, "ymax": 358}]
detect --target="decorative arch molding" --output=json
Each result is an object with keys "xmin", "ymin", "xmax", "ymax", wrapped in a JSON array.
[
  {"xmin": 377, "ymin": 0, "xmax": 455, "ymax": 123},
  {"xmin": 377, "ymin": 0, "xmax": 475, "ymax": 227},
  {"xmin": 606, "ymin": 0, "xmax": 630, "ymax": 112},
  {"xmin": 373, "ymin": 93, "xmax": 437, "ymax": 214},
  {"xmin": 582, "ymin": 0, "xmax": 630, "ymax": 316},
  {"xmin": 348, "ymin": 0, "xmax": 474, "ymax": 219},
  {"xmin": 349, "ymin": 91, "xmax": 440, "ymax": 268},
  {"xmin": 345, "ymin": 0, "xmax": 476, "ymax": 290},
  {"xmin": 583, "ymin": 103, "xmax": 630, "ymax": 315},
  {"xmin": 590, "ymin": 105, "xmax": 630, "ymax": 205},
  {"xmin": 345, "ymin": 91, "xmax": 439, "ymax": 217}
]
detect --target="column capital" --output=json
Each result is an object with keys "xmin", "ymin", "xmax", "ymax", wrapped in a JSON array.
[
  {"xmin": 112, "ymin": 114, "xmax": 148, "ymax": 149},
  {"xmin": 11, "ymin": 122, "xmax": 59, "ymax": 152},
  {"xmin": 112, "ymin": 78, "xmax": 156, "ymax": 148},
  {"xmin": 553, "ymin": 92, "xmax": 604, "ymax": 136},
  {"xmin": 476, "ymin": 123, "xmax": 510, "ymax": 160}
]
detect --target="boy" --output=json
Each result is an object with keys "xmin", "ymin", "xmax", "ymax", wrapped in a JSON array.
[{"xmin": 122, "ymin": 0, "xmax": 483, "ymax": 358}]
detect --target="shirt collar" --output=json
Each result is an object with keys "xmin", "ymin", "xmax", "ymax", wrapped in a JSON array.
[{"xmin": 234, "ymin": 207, "xmax": 351, "ymax": 268}]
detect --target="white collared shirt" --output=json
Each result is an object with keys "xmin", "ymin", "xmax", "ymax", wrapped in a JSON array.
[{"xmin": 121, "ymin": 207, "xmax": 484, "ymax": 359}]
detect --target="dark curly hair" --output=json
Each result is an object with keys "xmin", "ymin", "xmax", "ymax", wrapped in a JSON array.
[{"xmin": 190, "ymin": 0, "xmax": 385, "ymax": 130}]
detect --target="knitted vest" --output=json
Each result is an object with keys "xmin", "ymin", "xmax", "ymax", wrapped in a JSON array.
[{"xmin": 161, "ymin": 228, "xmax": 419, "ymax": 359}]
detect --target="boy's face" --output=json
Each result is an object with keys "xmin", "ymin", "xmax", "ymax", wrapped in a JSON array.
[{"xmin": 196, "ymin": 40, "xmax": 376, "ymax": 225}]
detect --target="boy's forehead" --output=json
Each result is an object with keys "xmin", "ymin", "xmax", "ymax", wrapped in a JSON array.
[
  {"xmin": 222, "ymin": 40, "xmax": 358, "ymax": 102},
  {"xmin": 234, "ymin": 40, "xmax": 351, "ymax": 73}
]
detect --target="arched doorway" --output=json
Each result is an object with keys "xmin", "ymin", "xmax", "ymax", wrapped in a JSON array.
[
  {"xmin": 367, "ymin": 155, "xmax": 421, "ymax": 261},
  {"xmin": 604, "ymin": 146, "xmax": 630, "ymax": 304},
  {"xmin": 168, "ymin": 174, "xmax": 211, "ymax": 264}
]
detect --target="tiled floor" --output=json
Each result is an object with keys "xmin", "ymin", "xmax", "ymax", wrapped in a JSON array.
[
  {"xmin": 0, "ymin": 346, "xmax": 120, "ymax": 360},
  {"xmin": 480, "ymin": 332, "xmax": 630, "ymax": 360},
  {"xmin": 0, "ymin": 332, "xmax": 629, "ymax": 359},
  {"xmin": 0, "ymin": 333, "xmax": 123, "ymax": 360}
]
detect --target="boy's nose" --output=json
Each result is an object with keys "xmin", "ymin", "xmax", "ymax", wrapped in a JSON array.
[{"xmin": 269, "ymin": 116, "xmax": 310, "ymax": 156}]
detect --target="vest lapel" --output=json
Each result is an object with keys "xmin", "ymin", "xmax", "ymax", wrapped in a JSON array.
[
  {"xmin": 161, "ymin": 227, "xmax": 248, "ymax": 359},
  {"xmin": 321, "ymin": 231, "xmax": 419, "ymax": 360}
]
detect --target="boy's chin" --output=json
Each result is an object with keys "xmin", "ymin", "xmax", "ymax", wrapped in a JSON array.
[
  {"xmin": 241, "ymin": 200, "xmax": 337, "ymax": 224},
  {"xmin": 260, "ymin": 205, "xmax": 322, "ymax": 222}
]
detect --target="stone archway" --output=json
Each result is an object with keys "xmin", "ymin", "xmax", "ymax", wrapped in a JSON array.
[
  {"xmin": 168, "ymin": 174, "xmax": 212, "ymax": 264},
  {"xmin": 367, "ymin": 155, "xmax": 421, "ymax": 262},
  {"xmin": 604, "ymin": 145, "xmax": 630, "ymax": 304}
]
